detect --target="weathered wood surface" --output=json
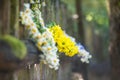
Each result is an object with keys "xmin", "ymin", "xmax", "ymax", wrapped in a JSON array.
[
  {"xmin": 0, "ymin": 0, "xmax": 10, "ymax": 34},
  {"xmin": 0, "ymin": 0, "xmax": 79, "ymax": 80},
  {"xmin": 0, "ymin": 40, "xmax": 41, "ymax": 72}
]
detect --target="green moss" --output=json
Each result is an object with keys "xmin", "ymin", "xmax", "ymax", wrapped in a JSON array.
[{"xmin": 0, "ymin": 35, "xmax": 27, "ymax": 60}]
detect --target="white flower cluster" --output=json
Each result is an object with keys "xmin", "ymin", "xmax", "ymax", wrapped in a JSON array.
[
  {"xmin": 36, "ymin": 28, "xmax": 59, "ymax": 70},
  {"xmin": 77, "ymin": 43, "xmax": 92, "ymax": 63},
  {"xmin": 20, "ymin": 3, "xmax": 59, "ymax": 70}
]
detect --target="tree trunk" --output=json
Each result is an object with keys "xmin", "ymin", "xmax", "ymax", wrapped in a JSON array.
[
  {"xmin": 109, "ymin": 0, "xmax": 120, "ymax": 80},
  {"xmin": 71, "ymin": 0, "xmax": 88, "ymax": 80},
  {"xmin": 76, "ymin": 0, "xmax": 84, "ymax": 43}
]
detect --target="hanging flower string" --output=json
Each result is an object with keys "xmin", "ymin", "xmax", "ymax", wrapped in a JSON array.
[
  {"xmin": 20, "ymin": 3, "xmax": 92, "ymax": 70},
  {"xmin": 48, "ymin": 24, "xmax": 92, "ymax": 63},
  {"xmin": 20, "ymin": 3, "xmax": 59, "ymax": 70}
]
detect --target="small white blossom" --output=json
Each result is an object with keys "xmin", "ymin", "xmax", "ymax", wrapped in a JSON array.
[
  {"xmin": 42, "ymin": 2, "xmax": 46, "ymax": 7},
  {"xmin": 77, "ymin": 43, "xmax": 92, "ymax": 63},
  {"xmin": 24, "ymin": 3, "xmax": 30, "ymax": 9}
]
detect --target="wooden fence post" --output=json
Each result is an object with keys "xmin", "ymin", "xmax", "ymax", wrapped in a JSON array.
[
  {"xmin": 0, "ymin": 0, "xmax": 11, "ymax": 35},
  {"xmin": 10, "ymin": 0, "xmax": 19, "ymax": 37}
]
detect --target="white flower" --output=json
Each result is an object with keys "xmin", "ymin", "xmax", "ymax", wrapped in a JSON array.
[
  {"xmin": 30, "ymin": 0, "xmax": 35, "ymax": 3},
  {"xmin": 46, "ymin": 55, "xmax": 59, "ymax": 67},
  {"xmin": 40, "ymin": 53, "xmax": 59, "ymax": 70},
  {"xmin": 25, "ymin": 8, "xmax": 32, "ymax": 15},
  {"xmin": 20, "ymin": 11, "xmax": 33, "ymax": 25},
  {"xmin": 42, "ymin": 2, "xmax": 46, "ymax": 7},
  {"xmin": 24, "ymin": 3, "xmax": 30, "ymax": 9},
  {"xmin": 32, "ymin": 32, "xmax": 41, "ymax": 40},
  {"xmin": 80, "ymin": 51, "xmax": 92, "ymax": 63},
  {"xmin": 36, "ymin": 30, "xmax": 59, "ymax": 70},
  {"xmin": 77, "ymin": 43, "xmax": 92, "ymax": 63}
]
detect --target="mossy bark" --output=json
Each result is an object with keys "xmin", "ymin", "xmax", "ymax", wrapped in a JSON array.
[{"xmin": 0, "ymin": 35, "xmax": 27, "ymax": 60}]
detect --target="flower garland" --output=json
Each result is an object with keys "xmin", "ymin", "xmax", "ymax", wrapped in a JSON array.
[
  {"xmin": 20, "ymin": 3, "xmax": 92, "ymax": 70},
  {"xmin": 48, "ymin": 24, "xmax": 92, "ymax": 63},
  {"xmin": 20, "ymin": 3, "xmax": 59, "ymax": 70}
]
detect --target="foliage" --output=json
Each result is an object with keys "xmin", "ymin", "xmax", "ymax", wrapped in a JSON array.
[
  {"xmin": 83, "ymin": 0, "xmax": 109, "ymax": 57},
  {"xmin": 83, "ymin": 0, "xmax": 109, "ymax": 35}
]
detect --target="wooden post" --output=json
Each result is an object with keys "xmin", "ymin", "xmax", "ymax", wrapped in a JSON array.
[
  {"xmin": 0, "ymin": 0, "xmax": 11, "ymax": 35},
  {"xmin": 10, "ymin": 0, "xmax": 19, "ymax": 38}
]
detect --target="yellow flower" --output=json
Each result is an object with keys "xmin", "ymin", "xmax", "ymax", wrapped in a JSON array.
[
  {"xmin": 31, "ymin": 28, "xmax": 37, "ymax": 34},
  {"xmin": 35, "ymin": 35, "xmax": 41, "ymax": 39},
  {"xmin": 49, "ymin": 25, "xmax": 79, "ymax": 57},
  {"xmin": 36, "ymin": 42, "xmax": 42, "ymax": 50}
]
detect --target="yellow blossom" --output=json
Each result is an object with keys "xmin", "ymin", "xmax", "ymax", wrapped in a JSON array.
[{"xmin": 49, "ymin": 25, "xmax": 79, "ymax": 57}]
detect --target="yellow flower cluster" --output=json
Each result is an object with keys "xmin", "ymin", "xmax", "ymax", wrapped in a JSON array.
[{"xmin": 49, "ymin": 25, "xmax": 78, "ymax": 57}]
